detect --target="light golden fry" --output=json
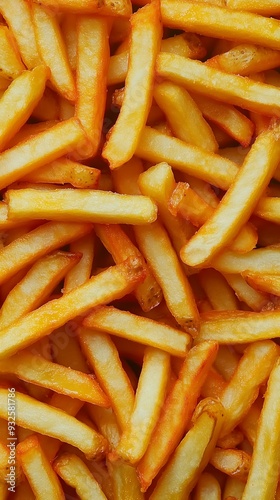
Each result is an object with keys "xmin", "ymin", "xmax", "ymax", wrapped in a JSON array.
[
  {"xmin": 61, "ymin": 14, "xmax": 77, "ymax": 72},
  {"xmin": 63, "ymin": 231, "xmax": 94, "ymax": 293},
  {"xmin": 137, "ymin": 342, "xmax": 218, "ymax": 491},
  {"xmin": 243, "ymin": 271, "xmax": 280, "ymax": 296},
  {"xmin": 75, "ymin": 16, "xmax": 109, "ymax": 159},
  {"xmin": 210, "ymin": 448, "xmax": 251, "ymax": 481},
  {"xmin": 150, "ymin": 398, "xmax": 225, "ymax": 499},
  {"xmin": 84, "ymin": 306, "xmax": 190, "ymax": 356},
  {"xmin": 223, "ymin": 476, "xmax": 245, "ymax": 500},
  {"xmin": 0, "ymin": 26, "xmax": 25, "ymax": 79},
  {"xmin": 54, "ymin": 453, "xmax": 107, "ymax": 500},
  {"xmin": 199, "ymin": 269, "xmax": 239, "ymax": 311},
  {"xmin": 223, "ymin": 273, "xmax": 271, "ymax": 311},
  {"xmin": 194, "ymin": 472, "xmax": 221, "ymax": 500},
  {"xmin": 108, "ymin": 460, "xmax": 144, "ymax": 500},
  {"xmin": 254, "ymin": 196, "xmax": 280, "ymax": 223},
  {"xmin": 227, "ymin": 0, "xmax": 280, "ymax": 15},
  {"xmin": 32, "ymin": 0, "xmax": 132, "ymax": 17},
  {"xmin": 88, "ymin": 406, "xmax": 121, "ymax": 449},
  {"xmin": 31, "ymin": 3, "xmax": 76, "ymax": 101},
  {"xmin": 0, "ymin": 389, "xmax": 106, "ymax": 458},
  {"xmin": 103, "ymin": 1, "xmax": 162, "ymax": 169},
  {"xmin": 211, "ymin": 246, "xmax": 280, "ymax": 274},
  {"xmin": 0, "ymin": 256, "xmax": 145, "ymax": 359},
  {"xmin": 242, "ymin": 359, "xmax": 280, "ymax": 500}
]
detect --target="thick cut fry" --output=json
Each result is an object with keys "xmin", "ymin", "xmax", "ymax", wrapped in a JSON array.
[
  {"xmin": 243, "ymin": 272, "xmax": 280, "ymax": 296},
  {"xmin": 0, "ymin": 221, "xmax": 91, "ymax": 286},
  {"xmin": 254, "ymin": 196, "xmax": 280, "ymax": 223},
  {"xmin": 32, "ymin": 3, "xmax": 76, "ymax": 101},
  {"xmin": 54, "ymin": 453, "xmax": 107, "ymax": 500},
  {"xmin": 79, "ymin": 328, "xmax": 135, "ymax": 431},
  {"xmin": 211, "ymin": 247, "xmax": 280, "ymax": 274},
  {"xmin": 102, "ymin": 1, "xmax": 162, "ymax": 169},
  {"xmin": 84, "ymin": 306, "xmax": 190, "ymax": 356},
  {"xmin": 0, "ymin": 26, "xmax": 25, "ymax": 79},
  {"xmin": 108, "ymin": 460, "xmax": 144, "ymax": 500},
  {"xmin": 0, "ymin": 251, "xmax": 80, "ymax": 329},
  {"xmin": 0, "ymin": 0, "xmax": 41, "ymax": 69},
  {"xmin": 157, "ymin": 53, "xmax": 280, "ymax": 117},
  {"xmin": 191, "ymin": 94, "xmax": 254, "ymax": 147},
  {"xmin": 135, "ymin": 127, "xmax": 239, "ymax": 190},
  {"xmin": 153, "ymin": 82, "xmax": 218, "ymax": 152},
  {"xmin": 199, "ymin": 269, "xmax": 239, "ymax": 311},
  {"xmin": 161, "ymin": 0, "xmax": 280, "ymax": 50},
  {"xmin": 134, "ymin": 220, "xmax": 199, "ymax": 334},
  {"xmin": 137, "ymin": 342, "xmax": 218, "ymax": 491},
  {"xmin": 210, "ymin": 448, "xmax": 251, "ymax": 481},
  {"xmin": 150, "ymin": 399, "xmax": 225, "ymax": 499},
  {"xmin": 7, "ymin": 187, "xmax": 157, "ymax": 225},
  {"xmin": 223, "ymin": 274, "xmax": 270, "ymax": 311},
  {"xmin": 223, "ymin": 476, "xmax": 245, "ymax": 500},
  {"xmin": 242, "ymin": 359, "xmax": 280, "ymax": 500},
  {"xmin": 0, "ymin": 118, "xmax": 88, "ymax": 190},
  {"xmin": 194, "ymin": 472, "xmax": 221, "ymax": 500},
  {"xmin": 0, "ymin": 66, "xmax": 48, "ymax": 152},
  {"xmin": 75, "ymin": 16, "xmax": 109, "ymax": 159},
  {"xmin": 0, "ymin": 350, "xmax": 109, "ymax": 406},
  {"xmin": 63, "ymin": 232, "xmax": 94, "ymax": 293},
  {"xmin": 181, "ymin": 125, "xmax": 280, "ymax": 266},
  {"xmin": 227, "ymin": 0, "xmax": 280, "ymax": 15},
  {"xmin": 198, "ymin": 310, "xmax": 280, "ymax": 343},
  {"xmin": 0, "ymin": 256, "xmax": 144, "ymax": 359},
  {"xmin": 116, "ymin": 348, "xmax": 170, "ymax": 463},
  {"xmin": 88, "ymin": 406, "xmax": 121, "ymax": 449},
  {"xmin": 32, "ymin": 0, "xmax": 132, "ymax": 17},
  {"xmin": 0, "ymin": 389, "xmax": 106, "ymax": 458},
  {"xmin": 94, "ymin": 224, "xmax": 162, "ymax": 312}
]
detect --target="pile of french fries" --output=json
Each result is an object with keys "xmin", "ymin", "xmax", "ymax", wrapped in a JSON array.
[{"xmin": 1, "ymin": 0, "xmax": 280, "ymax": 498}]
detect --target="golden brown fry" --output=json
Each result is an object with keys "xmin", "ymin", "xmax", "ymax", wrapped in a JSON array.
[
  {"xmin": 32, "ymin": 0, "xmax": 132, "ymax": 17},
  {"xmin": 223, "ymin": 273, "xmax": 271, "ymax": 311},
  {"xmin": 211, "ymin": 246, "xmax": 280, "ymax": 274},
  {"xmin": 199, "ymin": 269, "xmax": 239, "ymax": 311},
  {"xmin": 227, "ymin": 0, "xmax": 280, "ymax": 15},
  {"xmin": 243, "ymin": 272, "xmax": 280, "ymax": 296},
  {"xmin": 0, "ymin": 26, "xmax": 25, "ymax": 79},
  {"xmin": 63, "ymin": 231, "xmax": 94, "ymax": 293}
]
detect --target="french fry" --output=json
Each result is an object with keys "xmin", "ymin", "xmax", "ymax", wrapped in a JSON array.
[
  {"xmin": 223, "ymin": 476, "xmax": 245, "ymax": 500},
  {"xmin": 211, "ymin": 246, "xmax": 280, "ymax": 274},
  {"xmin": 108, "ymin": 460, "xmax": 144, "ymax": 500},
  {"xmin": 75, "ymin": 16, "xmax": 109, "ymax": 159},
  {"xmin": 31, "ymin": 3, "xmax": 76, "ymax": 101},
  {"xmin": 63, "ymin": 231, "xmax": 94, "ymax": 293},
  {"xmin": 51, "ymin": 331, "xmax": 89, "ymax": 373},
  {"xmin": 0, "ymin": 117, "xmax": 88, "ymax": 190},
  {"xmin": 17, "ymin": 435, "xmax": 64, "ymax": 499},
  {"xmin": 6, "ymin": 120, "xmax": 58, "ymax": 149},
  {"xmin": 181, "ymin": 123, "xmax": 280, "ymax": 267},
  {"xmin": 160, "ymin": 0, "xmax": 280, "ymax": 50},
  {"xmin": 223, "ymin": 273, "xmax": 271, "ymax": 311},
  {"xmin": 238, "ymin": 401, "xmax": 262, "ymax": 446},
  {"xmin": 54, "ymin": 453, "xmax": 107, "ymax": 500},
  {"xmin": 242, "ymin": 359, "xmax": 280, "ymax": 500},
  {"xmin": 0, "ymin": 256, "xmax": 145, "ymax": 359},
  {"xmin": 13, "ymin": 480, "xmax": 35, "ymax": 500},
  {"xmin": 0, "ymin": 221, "xmax": 91, "ymax": 286},
  {"xmin": 0, "ymin": 349, "xmax": 109, "ymax": 406},
  {"xmin": 199, "ymin": 269, "xmax": 239, "ymax": 311},
  {"xmin": 135, "ymin": 126, "xmax": 239, "ymax": 190},
  {"xmin": 149, "ymin": 398, "xmax": 225, "ymax": 499},
  {"xmin": 88, "ymin": 406, "xmax": 121, "ymax": 449},
  {"xmin": 194, "ymin": 472, "xmax": 221, "ymax": 500},
  {"xmin": 0, "ymin": 26, "xmax": 25, "ymax": 79},
  {"xmin": 210, "ymin": 448, "xmax": 251, "ymax": 481},
  {"xmin": 115, "ymin": 348, "xmax": 170, "ymax": 463},
  {"xmin": 214, "ymin": 345, "xmax": 239, "ymax": 382},
  {"xmin": 0, "ymin": 0, "xmax": 41, "ymax": 69},
  {"xmin": 137, "ymin": 341, "xmax": 218, "ymax": 491},
  {"xmin": 157, "ymin": 53, "xmax": 280, "ymax": 117},
  {"xmin": 161, "ymin": 33, "xmax": 207, "ymax": 60},
  {"xmin": 0, "ymin": 251, "xmax": 80, "ymax": 329},
  {"xmin": 227, "ymin": 0, "xmax": 280, "ymax": 15},
  {"xmin": 243, "ymin": 272, "xmax": 280, "ymax": 296},
  {"xmin": 61, "ymin": 14, "xmax": 77, "ymax": 72},
  {"xmin": 198, "ymin": 310, "xmax": 280, "ymax": 343},
  {"xmin": 79, "ymin": 328, "xmax": 135, "ymax": 431},
  {"xmin": 32, "ymin": 0, "xmax": 132, "ymax": 17},
  {"xmin": 254, "ymin": 196, "xmax": 280, "ymax": 223},
  {"xmin": 103, "ymin": 1, "xmax": 162, "ymax": 169},
  {"xmin": 153, "ymin": 81, "xmax": 218, "ymax": 152},
  {"xmin": 84, "ymin": 305, "xmax": 190, "ymax": 356},
  {"xmin": 217, "ymin": 428, "xmax": 244, "ymax": 449},
  {"xmin": 0, "ymin": 389, "xmax": 107, "ymax": 458},
  {"xmin": 94, "ymin": 224, "xmax": 162, "ymax": 312},
  {"xmin": 7, "ymin": 187, "xmax": 157, "ymax": 225}
]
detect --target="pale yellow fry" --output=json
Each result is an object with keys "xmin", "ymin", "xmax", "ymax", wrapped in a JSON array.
[
  {"xmin": 0, "ymin": 26, "xmax": 25, "ymax": 79},
  {"xmin": 194, "ymin": 472, "xmax": 221, "ymax": 500},
  {"xmin": 17, "ymin": 435, "xmax": 64, "ymax": 500},
  {"xmin": 0, "ymin": 0, "xmax": 41, "ymax": 68},
  {"xmin": 32, "ymin": 3, "xmax": 75, "ymax": 100},
  {"xmin": 54, "ymin": 453, "xmax": 107, "ymax": 500},
  {"xmin": 211, "ymin": 247, "xmax": 280, "ymax": 274},
  {"xmin": 0, "ymin": 117, "xmax": 87, "ymax": 190},
  {"xmin": 197, "ymin": 310, "xmax": 280, "ymax": 343},
  {"xmin": 135, "ymin": 126, "xmax": 238, "ymax": 190},
  {"xmin": 0, "ymin": 256, "xmax": 144, "ymax": 359},
  {"xmin": 223, "ymin": 476, "xmax": 245, "ymax": 500},
  {"xmin": 223, "ymin": 273, "xmax": 271, "ymax": 312},
  {"xmin": 242, "ymin": 359, "xmax": 280, "ymax": 500},
  {"xmin": 181, "ymin": 125, "xmax": 280, "ymax": 266},
  {"xmin": 150, "ymin": 399, "xmax": 224, "ymax": 500},
  {"xmin": 79, "ymin": 328, "xmax": 135, "ymax": 431},
  {"xmin": 161, "ymin": 0, "xmax": 280, "ymax": 50},
  {"xmin": 75, "ymin": 15, "xmax": 109, "ymax": 159},
  {"xmin": 157, "ymin": 53, "xmax": 280, "ymax": 117},
  {"xmin": 0, "ymin": 251, "xmax": 80, "ymax": 329},
  {"xmin": 84, "ymin": 305, "xmax": 190, "ymax": 356},
  {"xmin": 0, "ymin": 221, "xmax": 91, "ymax": 286},
  {"xmin": 153, "ymin": 81, "xmax": 218, "ymax": 152},
  {"xmin": 0, "ymin": 389, "xmax": 106, "ymax": 458},
  {"xmin": 0, "ymin": 350, "xmax": 109, "ymax": 406},
  {"xmin": 32, "ymin": 0, "xmax": 132, "ymax": 16},
  {"xmin": 7, "ymin": 187, "xmax": 157, "ymax": 225},
  {"xmin": 227, "ymin": 0, "xmax": 280, "ymax": 15},
  {"xmin": 219, "ymin": 340, "xmax": 278, "ymax": 437},
  {"xmin": 0, "ymin": 66, "xmax": 48, "ymax": 152},
  {"xmin": 116, "ymin": 348, "xmax": 170, "ymax": 463},
  {"xmin": 63, "ymin": 232, "xmax": 94, "ymax": 293},
  {"xmin": 103, "ymin": 1, "xmax": 162, "ymax": 169}
]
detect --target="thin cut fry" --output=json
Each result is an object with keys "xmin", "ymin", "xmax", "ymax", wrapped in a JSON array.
[
  {"xmin": 63, "ymin": 231, "xmax": 94, "ymax": 293},
  {"xmin": 103, "ymin": 1, "xmax": 162, "ymax": 169}
]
